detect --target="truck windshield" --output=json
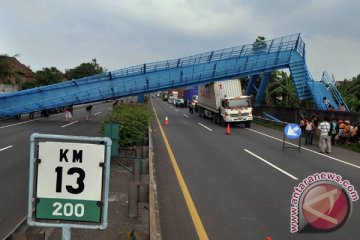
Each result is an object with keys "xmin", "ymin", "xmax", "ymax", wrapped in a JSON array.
[{"xmin": 228, "ymin": 99, "xmax": 251, "ymax": 108}]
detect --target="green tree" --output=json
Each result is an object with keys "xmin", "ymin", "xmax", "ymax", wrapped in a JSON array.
[
  {"xmin": 338, "ymin": 74, "xmax": 360, "ymax": 112},
  {"xmin": 267, "ymin": 71, "xmax": 300, "ymax": 108},
  {"xmin": 252, "ymin": 36, "xmax": 267, "ymax": 52},
  {"xmin": 35, "ymin": 67, "xmax": 63, "ymax": 86},
  {"xmin": 22, "ymin": 81, "xmax": 39, "ymax": 90},
  {"xmin": 102, "ymin": 104, "xmax": 152, "ymax": 147},
  {"xmin": 66, "ymin": 58, "xmax": 106, "ymax": 80}
]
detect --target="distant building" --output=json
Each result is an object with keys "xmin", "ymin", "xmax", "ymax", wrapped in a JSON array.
[{"xmin": 1, "ymin": 57, "xmax": 35, "ymax": 92}]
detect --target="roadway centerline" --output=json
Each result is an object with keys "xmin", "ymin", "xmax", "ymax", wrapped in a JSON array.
[
  {"xmin": 198, "ymin": 123, "xmax": 213, "ymax": 132},
  {"xmin": 183, "ymin": 114, "xmax": 189, "ymax": 118},
  {"xmin": 247, "ymin": 128, "xmax": 360, "ymax": 170},
  {"xmin": 175, "ymin": 109, "xmax": 179, "ymax": 112},
  {"xmin": 94, "ymin": 112, "xmax": 102, "ymax": 116},
  {"xmin": 0, "ymin": 145, "xmax": 13, "ymax": 152},
  {"xmin": 244, "ymin": 149, "xmax": 299, "ymax": 180},
  {"xmin": 61, "ymin": 120, "xmax": 79, "ymax": 128}
]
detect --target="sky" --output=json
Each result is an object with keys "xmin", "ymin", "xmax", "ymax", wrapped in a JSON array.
[{"xmin": 0, "ymin": 0, "xmax": 359, "ymax": 81}]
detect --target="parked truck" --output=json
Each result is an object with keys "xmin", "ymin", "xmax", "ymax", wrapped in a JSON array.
[
  {"xmin": 161, "ymin": 92, "xmax": 168, "ymax": 101},
  {"xmin": 197, "ymin": 79, "xmax": 253, "ymax": 127},
  {"xmin": 183, "ymin": 86, "xmax": 198, "ymax": 107}
]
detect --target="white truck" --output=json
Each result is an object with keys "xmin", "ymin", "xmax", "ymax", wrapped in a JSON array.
[{"xmin": 197, "ymin": 79, "xmax": 253, "ymax": 127}]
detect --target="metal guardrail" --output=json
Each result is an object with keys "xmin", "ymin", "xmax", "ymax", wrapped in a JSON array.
[{"xmin": 3, "ymin": 213, "xmax": 49, "ymax": 240}]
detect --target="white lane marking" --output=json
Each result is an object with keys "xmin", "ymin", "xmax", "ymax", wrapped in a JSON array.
[
  {"xmin": 0, "ymin": 107, "xmax": 86, "ymax": 129},
  {"xmin": 183, "ymin": 114, "xmax": 189, "ymax": 118},
  {"xmin": 61, "ymin": 120, "xmax": 79, "ymax": 128},
  {"xmin": 108, "ymin": 107, "xmax": 112, "ymax": 110},
  {"xmin": 247, "ymin": 128, "xmax": 360, "ymax": 170},
  {"xmin": 0, "ymin": 119, "xmax": 37, "ymax": 129},
  {"xmin": 244, "ymin": 149, "xmax": 299, "ymax": 180},
  {"xmin": 175, "ymin": 109, "xmax": 179, "ymax": 112},
  {"xmin": 0, "ymin": 145, "xmax": 13, "ymax": 152},
  {"xmin": 94, "ymin": 112, "xmax": 102, "ymax": 116},
  {"xmin": 198, "ymin": 123, "xmax": 213, "ymax": 132}
]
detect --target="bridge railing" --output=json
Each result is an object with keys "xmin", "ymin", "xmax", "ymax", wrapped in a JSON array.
[
  {"xmin": 306, "ymin": 71, "xmax": 325, "ymax": 109},
  {"xmin": 108, "ymin": 34, "xmax": 303, "ymax": 78},
  {"xmin": 58, "ymin": 34, "xmax": 304, "ymax": 89},
  {"xmin": 321, "ymin": 71, "xmax": 350, "ymax": 111}
]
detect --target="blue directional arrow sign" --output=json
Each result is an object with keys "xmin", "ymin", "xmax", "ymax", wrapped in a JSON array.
[{"xmin": 284, "ymin": 123, "xmax": 302, "ymax": 139}]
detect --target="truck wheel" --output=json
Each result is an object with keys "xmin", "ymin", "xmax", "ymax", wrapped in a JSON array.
[
  {"xmin": 220, "ymin": 117, "xmax": 226, "ymax": 127},
  {"xmin": 245, "ymin": 121, "xmax": 251, "ymax": 128},
  {"xmin": 199, "ymin": 107, "xmax": 205, "ymax": 118}
]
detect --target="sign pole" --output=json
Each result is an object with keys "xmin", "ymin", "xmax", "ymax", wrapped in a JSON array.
[
  {"xmin": 283, "ymin": 133, "xmax": 285, "ymax": 151},
  {"xmin": 62, "ymin": 226, "xmax": 71, "ymax": 240}
]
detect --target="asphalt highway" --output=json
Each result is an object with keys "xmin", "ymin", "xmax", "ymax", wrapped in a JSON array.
[
  {"xmin": 0, "ymin": 103, "xmax": 113, "ymax": 239},
  {"xmin": 1, "ymin": 98, "xmax": 359, "ymax": 240},
  {"xmin": 151, "ymin": 97, "xmax": 360, "ymax": 240}
]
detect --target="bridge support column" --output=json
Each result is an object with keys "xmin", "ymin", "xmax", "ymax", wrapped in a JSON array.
[
  {"xmin": 246, "ymin": 75, "xmax": 257, "ymax": 96},
  {"xmin": 255, "ymin": 72, "xmax": 271, "ymax": 106}
]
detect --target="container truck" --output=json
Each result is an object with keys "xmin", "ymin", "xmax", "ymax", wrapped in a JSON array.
[
  {"xmin": 161, "ymin": 92, "xmax": 168, "ymax": 101},
  {"xmin": 183, "ymin": 86, "xmax": 198, "ymax": 107},
  {"xmin": 197, "ymin": 79, "xmax": 253, "ymax": 127},
  {"xmin": 167, "ymin": 90, "xmax": 178, "ymax": 104}
]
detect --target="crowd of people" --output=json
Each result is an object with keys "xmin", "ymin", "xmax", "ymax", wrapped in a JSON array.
[{"xmin": 300, "ymin": 113, "xmax": 359, "ymax": 153}]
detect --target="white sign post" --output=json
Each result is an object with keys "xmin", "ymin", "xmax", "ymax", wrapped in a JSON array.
[{"xmin": 27, "ymin": 133, "xmax": 112, "ymax": 240}]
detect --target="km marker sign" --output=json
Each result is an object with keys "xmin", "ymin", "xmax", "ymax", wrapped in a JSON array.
[
  {"xmin": 28, "ymin": 133, "xmax": 112, "ymax": 234},
  {"xmin": 36, "ymin": 141, "xmax": 105, "ymax": 222}
]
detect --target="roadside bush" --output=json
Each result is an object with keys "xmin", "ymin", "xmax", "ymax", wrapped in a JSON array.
[{"xmin": 101, "ymin": 104, "xmax": 152, "ymax": 147}]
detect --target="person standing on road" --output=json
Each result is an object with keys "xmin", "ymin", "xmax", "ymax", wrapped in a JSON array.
[
  {"xmin": 317, "ymin": 117, "xmax": 331, "ymax": 153},
  {"xmin": 64, "ymin": 106, "xmax": 73, "ymax": 122},
  {"xmin": 330, "ymin": 118, "xmax": 338, "ymax": 145},
  {"xmin": 85, "ymin": 105, "xmax": 93, "ymax": 120},
  {"xmin": 304, "ymin": 119, "xmax": 315, "ymax": 145}
]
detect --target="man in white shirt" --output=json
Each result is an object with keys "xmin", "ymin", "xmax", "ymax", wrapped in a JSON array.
[{"xmin": 318, "ymin": 117, "xmax": 331, "ymax": 153}]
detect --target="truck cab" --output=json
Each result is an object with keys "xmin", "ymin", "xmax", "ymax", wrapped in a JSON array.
[{"xmin": 220, "ymin": 96, "xmax": 253, "ymax": 127}]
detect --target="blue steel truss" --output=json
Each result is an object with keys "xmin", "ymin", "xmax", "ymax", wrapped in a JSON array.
[{"xmin": 0, "ymin": 33, "xmax": 347, "ymax": 117}]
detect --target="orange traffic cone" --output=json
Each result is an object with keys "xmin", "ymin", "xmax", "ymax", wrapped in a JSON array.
[
  {"xmin": 265, "ymin": 236, "xmax": 272, "ymax": 240},
  {"xmin": 225, "ymin": 123, "xmax": 231, "ymax": 135},
  {"xmin": 164, "ymin": 116, "xmax": 169, "ymax": 126}
]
